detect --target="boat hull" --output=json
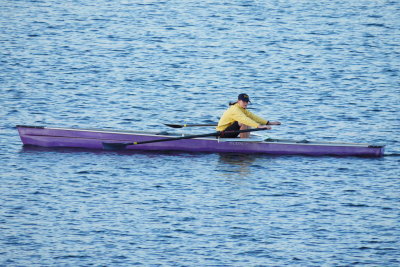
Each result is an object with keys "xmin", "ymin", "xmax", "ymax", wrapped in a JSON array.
[{"xmin": 16, "ymin": 125, "xmax": 385, "ymax": 157}]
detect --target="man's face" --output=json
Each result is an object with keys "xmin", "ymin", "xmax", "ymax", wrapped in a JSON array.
[{"xmin": 238, "ymin": 100, "xmax": 249, "ymax": 109}]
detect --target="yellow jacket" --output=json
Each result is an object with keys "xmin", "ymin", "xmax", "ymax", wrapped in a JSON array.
[{"xmin": 216, "ymin": 103, "xmax": 268, "ymax": 131}]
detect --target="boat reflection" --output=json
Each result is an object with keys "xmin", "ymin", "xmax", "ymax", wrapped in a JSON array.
[
  {"xmin": 19, "ymin": 145, "xmax": 108, "ymax": 155},
  {"xmin": 217, "ymin": 153, "xmax": 259, "ymax": 177}
]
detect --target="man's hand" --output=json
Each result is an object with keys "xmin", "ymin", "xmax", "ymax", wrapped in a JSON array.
[{"xmin": 257, "ymin": 125, "xmax": 272, "ymax": 130}]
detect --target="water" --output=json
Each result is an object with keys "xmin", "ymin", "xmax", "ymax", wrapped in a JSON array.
[{"xmin": 1, "ymin": 0, "xmax": 399, "ymax": 266}]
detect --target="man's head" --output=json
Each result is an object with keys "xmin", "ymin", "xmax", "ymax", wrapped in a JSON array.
[{"xmin": 238, "ymin": 93, "xmax": 250, "ymax": 108}]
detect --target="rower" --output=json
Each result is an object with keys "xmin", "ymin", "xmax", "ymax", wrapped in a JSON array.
[{"xmin": 216, "ymin": 93, "xmax": 281, "ymax": 138}]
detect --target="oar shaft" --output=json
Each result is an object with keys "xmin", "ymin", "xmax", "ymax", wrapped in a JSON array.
[
  {"xmin": 102, "ymin": 128, "xmax": 269, "ymax": 150},
  {"xmin": 164, "ymin": 123, "xmax": 217, "ymax": 128},
  {"xmin": 132, "ymin": 128, "xmax": 268, "ymax": 145},
  {"xmin": 129, "ymin": 132, "xmax": 220, "ymax": 145}
]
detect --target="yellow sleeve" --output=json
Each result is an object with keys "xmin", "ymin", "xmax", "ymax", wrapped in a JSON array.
[
  {"xmin": 243, "ymin": 109, "xmax": 268, "ymax": 125},
  {"xmin": 230, "ymin": 106, "xmax": 265, "ymax": 128}
]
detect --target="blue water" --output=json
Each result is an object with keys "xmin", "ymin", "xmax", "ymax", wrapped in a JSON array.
[{"xmin": 1, "ymin": 0, "xmax": 399, "ymax": 266}]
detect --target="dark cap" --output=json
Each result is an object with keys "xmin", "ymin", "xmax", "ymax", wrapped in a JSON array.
[{"xmin": 238, "ymin": 93, "xmax": 250, "ymax": 102}]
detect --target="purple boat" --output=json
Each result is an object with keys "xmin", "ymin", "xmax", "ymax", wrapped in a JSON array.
[{"xmin": 16, "ymin": 125, "xmax": 384, "ymax": 157}]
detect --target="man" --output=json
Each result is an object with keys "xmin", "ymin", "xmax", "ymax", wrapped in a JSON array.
[{"xmin": 216, "ymin": 93, "xmax": 281, "ymax": 138}]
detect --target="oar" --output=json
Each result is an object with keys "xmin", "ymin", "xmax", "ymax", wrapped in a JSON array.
[
  {"xmin": 164, "ymin": 123, "xmax": 217, "ymax": 128},
  {"xmin": 102, "ymin": 128, "xmax": 269, "ymax": 150}
]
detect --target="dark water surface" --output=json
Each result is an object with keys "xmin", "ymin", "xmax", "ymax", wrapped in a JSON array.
[{"xmin": 1, "ymin": 0, "xmax": 399, "ymax": 266}]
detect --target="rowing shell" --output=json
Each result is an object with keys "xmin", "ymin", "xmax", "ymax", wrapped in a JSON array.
[{"xmin": 16, "ymin": 125, "xmax": 384, "ymax": 157}]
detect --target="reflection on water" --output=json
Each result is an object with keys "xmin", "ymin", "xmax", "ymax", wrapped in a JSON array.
[
  {"xmin": 217, "ymin": 153, "xmax": 259, "ymax": 177},
  {"xmin": 19, "ymin": 145, "xmax": 202, "ymax": 157},
  {"xmin": 20, "ymin": 145, "xmax": 106, "ymax": 155}
]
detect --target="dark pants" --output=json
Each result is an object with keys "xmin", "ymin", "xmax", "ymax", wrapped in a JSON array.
[{"xmin": 220, "ymin": 121, "xmax": 240, "ymax": 138}]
